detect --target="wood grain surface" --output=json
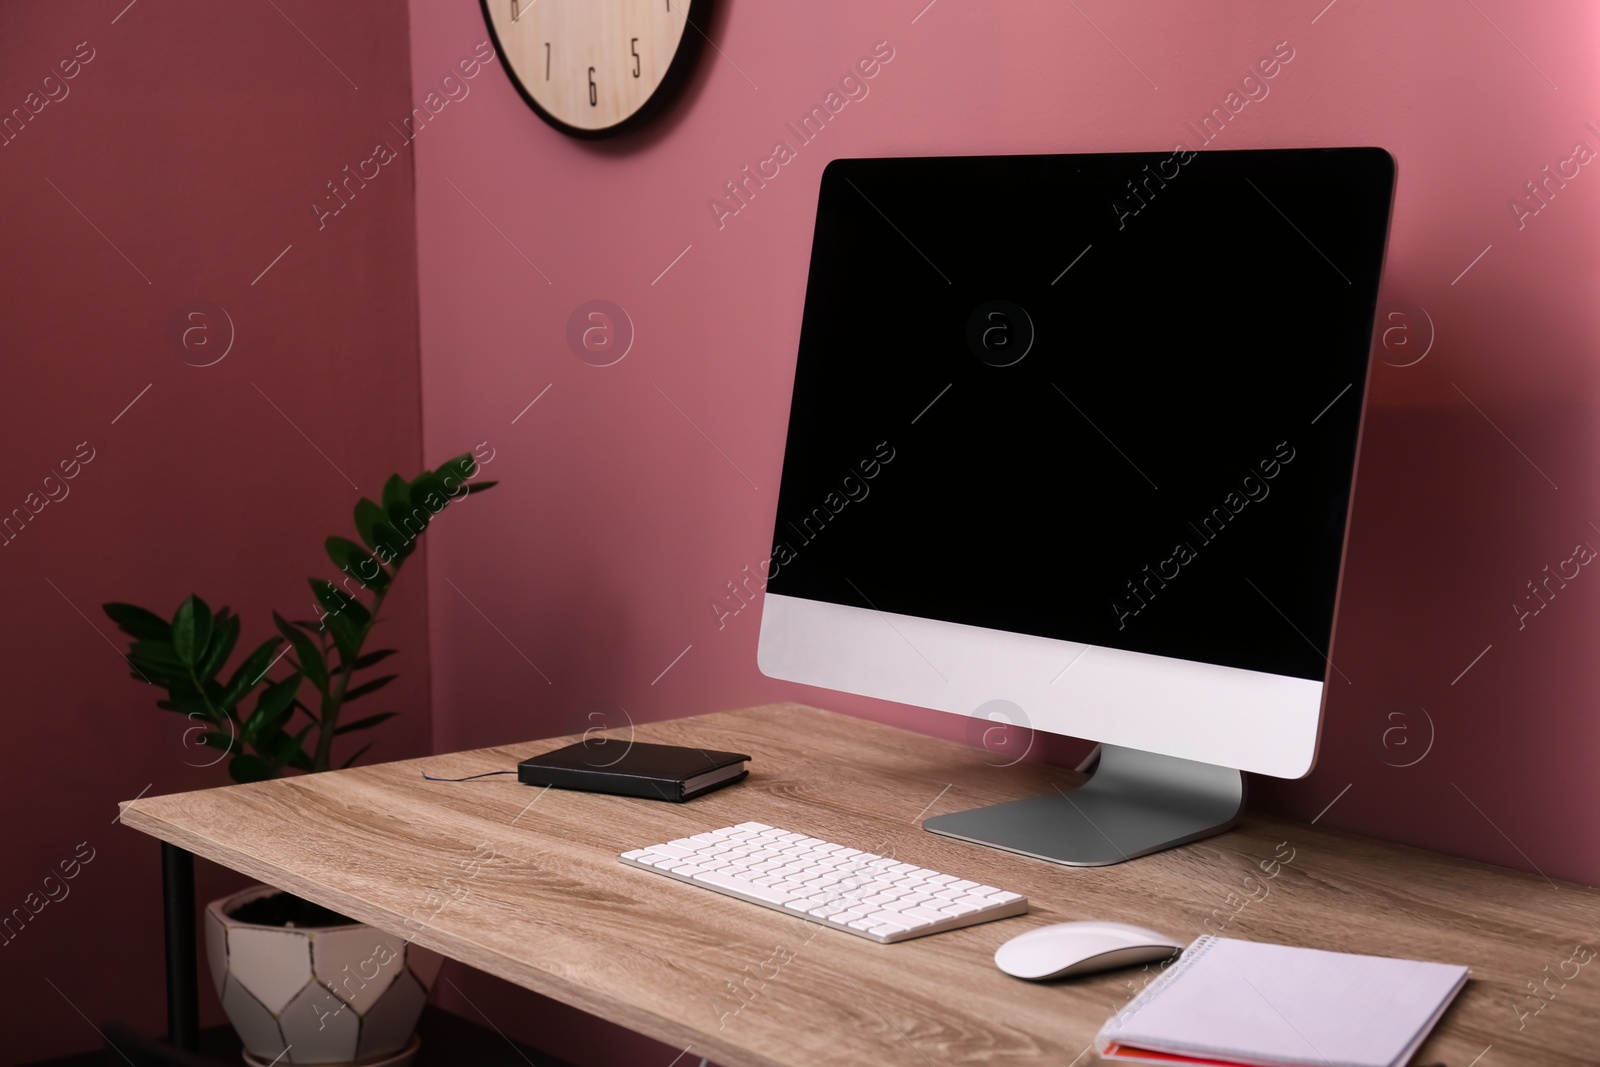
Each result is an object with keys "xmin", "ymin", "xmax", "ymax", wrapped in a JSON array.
[{"xmin": 120, "ymin": 704, "xmax": 1599, "ymax": 1067}]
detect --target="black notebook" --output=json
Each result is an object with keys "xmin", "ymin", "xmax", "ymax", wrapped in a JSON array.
[{"xmin": 517, "ymin": 740, "xmax": 750, "ymax": 802}]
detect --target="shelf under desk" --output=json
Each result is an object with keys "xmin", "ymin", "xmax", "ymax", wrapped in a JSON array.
[{"xmin": 120, "ymin": 703, "xmax": 1599, "ymax": 1067}]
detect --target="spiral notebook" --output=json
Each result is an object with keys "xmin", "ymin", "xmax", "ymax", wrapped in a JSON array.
[{"xmin": 1096, "ymin": 936, "xmax": 1469, "ymax": 1067}]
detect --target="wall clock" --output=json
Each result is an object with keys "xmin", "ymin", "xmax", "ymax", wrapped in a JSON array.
[{"xmin": 482, "ymin": 0, "xmax": 710, "ymax": 138}]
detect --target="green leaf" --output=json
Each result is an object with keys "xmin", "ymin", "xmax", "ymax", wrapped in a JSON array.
[
  {"xmin": 260, "ymin": 727, "xmax": 311, "ymax": 769},
  {"xmin": 309, "ymin": 579, "xmax": 368, "ymax": 668},
  {"xmin": 244, "ymin": 674, "xmax": 302, "ymax": 745},
  {"xmin": 354, "ymin": 498, "xmax": 389, "ymax": 551},
  {"xmin": 409, "ymin": 471, "xmax": 450, "ymax": 514},
  {"xmin": 351, "ymin": 648, "xmax": 398, "ymax": 672},
  {"xmin": 324, "ymin": 610, "xmax": 362, "ymax": 667},
  {"xmin": 445, "ymin": 452, "xmax": 478, "ymax": 481},
  {"xmin": 128, "ymin": 648, "xmax": 192, "ymax": 690},
  {"xmin": 339, "ymin": 743, "xmax": 375, "ymax": 769},
  {"xmin": 191, "ymin": 598, "xmax": 213, "ymax": 663},
  {"xmin": 372, "ymin": 521, "xmax": 407, "ymax": 566},
  {"xmin": 335, "ymin": 711, "xmax": 397, "ymax": 735},
  {"xmin": 128, "ymin": 637, "xmax": 185, "ymax": 665},
  {"xmin": 128, "ymin": 639, "xmax": 188, "ymax": 674},
  {"xmin": 310, "ymin": 578, "xmax": 348, "ymax": 616},
  {"xmin": 287, "ymin": 724, "xmax": 316, "ymax": 772},
  {"xmin": 171, "ymin": 595, "xmax": 211, "ymax": 666},
  {"xmin": 342, "ymin": 674, "xmax": 396, "ymax": 702},
  {"xmin": 381, "ymin": 473, "xmax": 411, "ymax": 515},
  {"xmin": 197, "ymin": 612, "xmax": 240, "ymax": 681},
  {"xmin": 326, "ymin": 536, "xmax": 389, "ymax": 591},
  {"xmin": 197, "ymin": 730, "xmax": 233, "ymax": 751},
  {"xmin": 353, "ymin": 501, "xmax": 408, "ymax": 565},
  {"xmin": 228, "ymin": 753, "xmax": 274, "ymax": 783},
  {"xmin": 150, "ymin": 677, "xmax": 203, "ymax": 705},
  {"xmin": 274, "ymin": 612, "xmax": 328, "ymax": 693},
  {"xmin": 103, "ymin": 603, "xmax": 171, "ymax": 641},
  {"xmin": 221, "ymin": 637, "xmax": 285, "ymax": 710},
  {"xmin": 383, "ymin": 474, "xmax": 426, "ymax": 555},
  {"xmin": 387, "ymin": 503, "xmax": 427, "ymax": 547},
  {"xmin": 311, "ymin": 579, "xmax": 371, "ymax": 630},
  {"xmin": 464, "ymin": 480, "xmax": 497, "ymax": 495}
]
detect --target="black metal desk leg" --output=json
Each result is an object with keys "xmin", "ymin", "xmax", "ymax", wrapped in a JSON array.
[{"xmin": 161, "ymin": 842, "xmax": 199, "ymax": 1050}]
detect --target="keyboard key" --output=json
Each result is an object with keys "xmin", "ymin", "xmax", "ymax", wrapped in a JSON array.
[
  {"xmin": 648, "ymin": 844, "xmax": 697, "ymax": 860},
  {"xmin": 900, "ymin": 906, "xmax": 949, "ymax": 924},
  {"xmin": 692, "ymin": 870, "xmax": 799, "ymax": 905}
]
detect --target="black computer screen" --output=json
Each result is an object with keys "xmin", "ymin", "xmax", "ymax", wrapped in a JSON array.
[{"xmin": 765, "ymin": 148, "xmax": 1394, "ymax": 682}]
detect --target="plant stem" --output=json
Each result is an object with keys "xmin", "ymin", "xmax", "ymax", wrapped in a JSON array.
[{"xmin": 313, "ymin": 583, "xmax": 390, "ymax": 772}]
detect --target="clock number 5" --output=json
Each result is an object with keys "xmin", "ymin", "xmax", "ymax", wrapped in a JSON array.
[
  {"xmin": 588, "ymin": 66, "xmax": 597, "ymax": 106},
  {"xmin": 631, "ymin": 38, "xmax": 640, "ymax": 78}
]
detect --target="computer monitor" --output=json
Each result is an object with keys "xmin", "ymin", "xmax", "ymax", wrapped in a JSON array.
[{"xmin": 757, "ymin": 147, "xmax": 1395, "ymax": 866}]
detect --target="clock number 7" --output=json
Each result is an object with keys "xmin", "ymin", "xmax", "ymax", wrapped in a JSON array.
[
  {"xmin": 588, "ymin": 66, "xmax": 597, "ymax": 106},
  {"xmin": 631, "ymin": 38, "xmax": 640, "ymax": 78}
]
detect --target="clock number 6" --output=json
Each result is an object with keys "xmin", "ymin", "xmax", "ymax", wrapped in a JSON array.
[
  {"xmin": 588, "ymin": 66, "xmax": 597, "ymax": 106},
  {"xmin": 631, "ymin": 38, "xmax": 640, "ymax": 78}
]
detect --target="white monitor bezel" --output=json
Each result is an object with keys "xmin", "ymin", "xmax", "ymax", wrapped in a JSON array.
[{"xmin": 757, "ymin": 592, "xmax": 1324, "ymax": 778}]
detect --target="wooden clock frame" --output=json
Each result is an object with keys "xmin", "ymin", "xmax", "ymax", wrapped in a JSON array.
[{"xmin": 479, "ymin": 0, "xmax": 714, "ymax": 139}]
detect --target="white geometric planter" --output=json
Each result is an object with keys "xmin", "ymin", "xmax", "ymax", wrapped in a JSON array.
[{"xmin": 204, "ymin": 885, "xmax": 441, "ymax": 1065}]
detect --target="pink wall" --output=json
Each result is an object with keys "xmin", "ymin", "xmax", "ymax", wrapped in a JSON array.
[
  {"xmin": 0, "ymin": 2, "xmax": 428, "ymax": 1062},
  {"xmin": 408, "ymin": 0, "xmax": 1600, "ymax": 1058}
]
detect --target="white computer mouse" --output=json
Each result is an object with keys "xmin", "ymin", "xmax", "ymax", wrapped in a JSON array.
[{"xmin": 994, "ymin": 920, "xmax": 1185, "ymax": 980}]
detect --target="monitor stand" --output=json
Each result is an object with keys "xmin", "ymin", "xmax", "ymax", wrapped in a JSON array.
[{"xmin": 922, "ymin": 744, "xmax": 1244, "ymax": 867}]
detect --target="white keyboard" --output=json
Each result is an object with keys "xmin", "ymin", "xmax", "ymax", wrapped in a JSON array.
[{"xmin": 619, "ymin": 821, "xmax": 1028, "ymax": 943}]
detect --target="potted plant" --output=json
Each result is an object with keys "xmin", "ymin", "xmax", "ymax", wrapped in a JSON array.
[{"xmin": 106, "ymin": 452, "xmax": 494, "ymax": 1066}]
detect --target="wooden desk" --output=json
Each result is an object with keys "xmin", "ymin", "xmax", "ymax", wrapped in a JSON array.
[{"xmin": 121, "ymin": 705, "xmax": 1599, "ymax": 1066}]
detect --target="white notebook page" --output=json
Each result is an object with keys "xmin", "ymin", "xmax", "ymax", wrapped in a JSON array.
[{"xmin": 1097, "ymin": 936, "xmax": 1469, "ymax": 1067}]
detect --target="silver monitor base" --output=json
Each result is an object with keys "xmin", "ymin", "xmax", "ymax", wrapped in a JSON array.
[{"xmin": 923, "ymin": 744, "xmax": 1244, "ymax": 867}]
